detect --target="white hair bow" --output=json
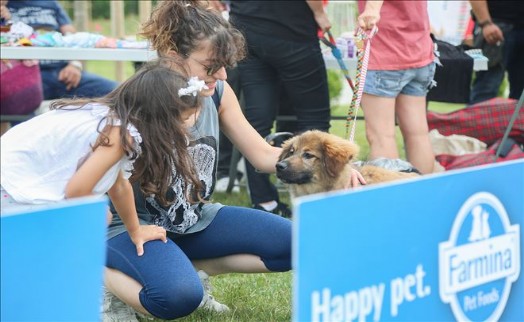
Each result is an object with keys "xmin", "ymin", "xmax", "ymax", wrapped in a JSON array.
[{"xmin": 178, "ymin": 77, "xmax": 209, "ymax": 97}]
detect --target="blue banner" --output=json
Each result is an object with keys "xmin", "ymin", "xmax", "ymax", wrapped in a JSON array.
[
  {"xmin": 1, "ymin": 196, "xmax": 108, "ymax": 321},
  {"xmin": 293, "ymin": 160, "xmax": 523, "ymax": 322}
]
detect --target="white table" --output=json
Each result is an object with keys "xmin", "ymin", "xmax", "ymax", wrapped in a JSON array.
[
  {"xmin": 0, "ymin": 46, "xmax": 486, "ymax": 71},
  {"xmin": 0, "ymin": 46, "xmax": 158, "ymax": 61},
  {"xmin": 324, "ymin": 53, "xmax": 488, "ymax": 71},
  {"xmin": 1, "ymin": 46, "xmax": 355, "ymax": 68}
]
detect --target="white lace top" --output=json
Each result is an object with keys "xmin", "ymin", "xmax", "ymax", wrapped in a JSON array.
[{"xmin": 0, "ymin": 103, "xmax": 141, "ymax": 204}]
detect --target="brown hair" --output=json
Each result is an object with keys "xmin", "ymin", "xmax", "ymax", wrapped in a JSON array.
[
  {"xmin": 140, "ymin": 0, "xmax": 245, "ymax": 67},
  {"xmin": 50, "ymin": 58, "xmax": 204, "ymax": 206}
]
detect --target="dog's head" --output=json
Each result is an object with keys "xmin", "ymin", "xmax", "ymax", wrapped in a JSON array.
[{"xmin": 275, "ymin": 130, "xmax": 359, "ymax": 185}]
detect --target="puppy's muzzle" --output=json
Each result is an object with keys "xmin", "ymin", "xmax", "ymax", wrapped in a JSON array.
[
  {"xmin": 276, "ymin": 160, "xmax": 289, "ymax": 181},
  {"xmin": 276, "ymin": 160, "xmax": 313, "ymax": 184}
]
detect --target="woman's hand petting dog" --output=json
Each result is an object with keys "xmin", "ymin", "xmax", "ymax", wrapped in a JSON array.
[{"xmin": 345, "ymin": 168, "xmax": 367, "ymax": 189}]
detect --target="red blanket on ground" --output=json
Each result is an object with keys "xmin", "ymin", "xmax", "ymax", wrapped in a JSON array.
[
  {"xmin": 427, "ymin": 98, "xmax": 523, "ymax": 145},
  {"xmin": 427, "ymin": 98, "xmax": 524, "ymax": 170}
]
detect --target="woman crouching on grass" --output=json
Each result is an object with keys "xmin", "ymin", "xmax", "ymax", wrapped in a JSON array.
[
  {"xmin": 103, "ymin": 1, "xmax": 364, "ymax": 321},
  {"xmin": 102, "ymin": 1, "xmax": 292, "ymax": 321}
]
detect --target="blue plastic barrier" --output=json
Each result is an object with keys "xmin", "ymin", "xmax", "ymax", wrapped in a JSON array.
[{"xmin": 1, "ymin": 196, "xmax": 108, "ymax": 321}]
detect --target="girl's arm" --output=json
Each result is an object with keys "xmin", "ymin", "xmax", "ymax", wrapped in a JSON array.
[
  {"xmin": 108, "ymin": 171, "xmax": 167, "ymax": 256},
  {"xmin": 65, "ymin": 126, "xmax": 167, "ymax": 255},
  {"xmin": 218, "ymin": 81, "xmax": 281, "ymax": 174},
  {"xmin": 65, "ymin": 126, "xmax": 126, "ymax": 198}
]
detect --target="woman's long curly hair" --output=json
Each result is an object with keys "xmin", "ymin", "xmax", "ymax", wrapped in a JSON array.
[
  {"xmin": 140, "ymin": 0, "xmax": 246, "ymax": 66},
  {"xmin": 50, "ymin": 58, "xmax": 204, "ymax": 206}
]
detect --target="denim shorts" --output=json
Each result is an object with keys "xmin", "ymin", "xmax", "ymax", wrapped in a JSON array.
[{"xmin": 363, "ymin": 62, "xmax": 436, "ymax": 98}]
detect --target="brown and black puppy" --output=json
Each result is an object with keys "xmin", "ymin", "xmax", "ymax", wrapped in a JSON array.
[{"xmin": 276, "ymin": 130, "xmax": 419, "ymax": 198}]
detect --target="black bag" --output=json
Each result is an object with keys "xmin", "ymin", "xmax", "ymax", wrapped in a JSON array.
[
  {"xmin": 426, "ymin": 35, "xmax": 474, "ymax": 104},
  {"xmin": 473, "ymin": 34, "xmax": 503, "ymax": 68},
  {"xmin": 472, "ymin": 22, "xmax": 511, "ymax": 68}
]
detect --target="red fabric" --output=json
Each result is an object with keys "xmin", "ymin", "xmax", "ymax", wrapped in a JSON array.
[
  {"xmin": 464, "ymin": 16, "xmax": 475, "ymax": 40},
  {"xmin": 428, "ymin": 98, "xmax": 524, "ymax": 146},
  {"xmin": 436, "ymin": 139, "xmax": 524, "ymax": 170},
  {"xmin": 1, "ymin": 60, "xmax": 43, "ymax": 115}
]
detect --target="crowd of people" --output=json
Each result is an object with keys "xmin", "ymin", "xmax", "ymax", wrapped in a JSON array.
[{"xmin": 1, "ymin": 0, "xmax": 521, "ymax": 321}]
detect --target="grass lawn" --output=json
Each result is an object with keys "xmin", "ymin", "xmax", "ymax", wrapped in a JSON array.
[{"xmin": 87, "ymin": 59, "xmax": 466, "ymax": 322}]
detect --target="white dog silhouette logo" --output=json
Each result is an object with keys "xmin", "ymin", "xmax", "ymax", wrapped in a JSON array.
[
  {"xmin": 468, "ymin": 205, "xmax": 491, "ymax": 242},
  {"xmin": 439, "ymin": 192, "xmax": 520, "ymax": 321}
]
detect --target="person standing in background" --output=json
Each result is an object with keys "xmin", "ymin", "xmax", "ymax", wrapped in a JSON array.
[
  {"xmin": 468, "ymin": 0, "xmax": 524, "ymax": 104},
  {"xmin": 6, "ymin": 0, "xmax": 117, "ymax": 100},
  {"xmin": 357, "ymin": 0, "xmax": 436, "ymax": 174},
  {"xmin": 228, "ymin": 0, "xmax": 332, "ymax": 216}
]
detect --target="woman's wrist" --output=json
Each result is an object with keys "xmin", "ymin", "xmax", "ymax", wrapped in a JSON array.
[{"xmin": 478, "ymin": 19, "xmax": 493, "ymax": 28}]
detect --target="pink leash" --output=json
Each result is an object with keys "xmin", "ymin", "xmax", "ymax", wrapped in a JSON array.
[{"xmin": 346, "ymin": 26, "xmax": 378, "ymax": 142}]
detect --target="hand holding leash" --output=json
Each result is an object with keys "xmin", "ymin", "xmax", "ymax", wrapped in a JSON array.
[{"xmin": 357, "ymin": 1, "xmax": 382, "ymax": 30}]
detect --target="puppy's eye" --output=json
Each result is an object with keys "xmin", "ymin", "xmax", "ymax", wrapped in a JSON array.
[
  {"xmin": 280, "ymin": 146, "xmax": 295, "ymax": 160},
  {"xmin": 302, "ymin": 152, "xmax": 315, "ymax": 159}
]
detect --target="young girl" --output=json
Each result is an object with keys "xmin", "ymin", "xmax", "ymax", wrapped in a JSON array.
[
  {"xmin": 0, "ymin": 59, "xmax": 208, "ymax": 256},
  {"xmin": 103, "ymin": 1, "xmax": 365, "ymax": 321}
]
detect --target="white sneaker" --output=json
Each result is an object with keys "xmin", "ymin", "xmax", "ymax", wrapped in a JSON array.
[
  {"xmin": 214, "ymin": 177, "xmax": 240, "ymax": 193},
  {"xmin": 197, "ymin": 270, "xmax": 230, "ymax": 313},
  {"xmin": 102, "ymin": 288, "xmax": 139, "ymax": 322},
  {"xmin": 135, "ymin": 311, "xmax": 155, "ymax": 321}
]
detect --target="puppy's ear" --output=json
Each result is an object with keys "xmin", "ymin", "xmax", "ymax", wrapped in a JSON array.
[
  {"xmin": 322, "ymin": 137, "xmax": 359, "ymax": 177},
  {"xmin": 278, "ymin": 137, "xmax": 295, "ymax": 162}
]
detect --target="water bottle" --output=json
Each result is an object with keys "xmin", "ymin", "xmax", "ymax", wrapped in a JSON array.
[
  {"xmin": 335, "ymin": 37, "xmax": 348, "ymax": 58},
  {"xmin": 347, "ymin": 38, "xmax": 355, "ymax": 58}
]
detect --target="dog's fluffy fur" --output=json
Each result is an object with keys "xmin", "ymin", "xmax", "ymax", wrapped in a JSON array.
[{"xmin": 276, "ymin": 130, "xmax": 419, "ymax": 198}]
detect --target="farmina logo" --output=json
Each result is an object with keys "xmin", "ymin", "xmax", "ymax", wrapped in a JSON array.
[{"xmin": 439, "ymin": 192, "xmax": 520, "ymax": 321}]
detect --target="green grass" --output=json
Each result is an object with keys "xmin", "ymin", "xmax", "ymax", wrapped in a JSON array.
[
  {"xmin": 174, "ymin": 272, "xmax": 292, "ymax": 322},
  {"xmin": 84, "ymin": 60, "xmax": 136, "ymax": 81},
  {"xmin": 86, "ymin": 39, "xmax": 468, "ymax": 322}
]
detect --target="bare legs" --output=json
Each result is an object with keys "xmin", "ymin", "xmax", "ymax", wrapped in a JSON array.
[
  {"xmin": 362, "ymin": 93, "xmax": 434, "ymax": 173},
  {"xmin": 193, "ymin": 254, "xmax": 271, "ymax": 275},
  {"xmin": 361, "ymin": 94, "xmax": 399, "ymax": 159},
  {"xmin": 396, "ymin": 94, "xmax": 434, "ymax": 174},
  {"xmin": 105, "ymin": 267, "xmax": 149, "ymax": 315}
]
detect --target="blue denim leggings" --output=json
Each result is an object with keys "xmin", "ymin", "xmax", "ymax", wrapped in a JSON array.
[
  {"xmin": 106, "ymin": 206, "xmax": 292, "ymax": 320},
  {"xmin": 40, "ymin": 65, "xmax": 118, "ymax": 100}
]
